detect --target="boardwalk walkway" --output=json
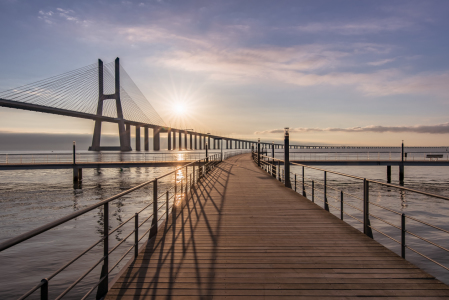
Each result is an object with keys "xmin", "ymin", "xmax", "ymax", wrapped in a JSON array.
[{"xmin": 106, "ymin": 154, "xmax": 449, "ymax": 299}]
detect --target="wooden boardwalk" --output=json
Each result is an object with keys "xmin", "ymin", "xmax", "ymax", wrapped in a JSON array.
[{"xmin": 106, "ymin": 154, "xmax": 449, "ymax": 299}]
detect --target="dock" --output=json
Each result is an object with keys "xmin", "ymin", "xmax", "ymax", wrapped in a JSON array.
[{"xmin": 106, "ymin": 153, "xmax": 449, "ymax": 299}]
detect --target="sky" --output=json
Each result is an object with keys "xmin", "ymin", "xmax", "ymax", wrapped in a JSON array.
[{"xmin": 0, "ymin": 0, "xmax": 449, "ymax": 149}]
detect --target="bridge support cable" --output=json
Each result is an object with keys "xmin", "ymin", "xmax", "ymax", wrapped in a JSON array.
[{"xmin": 0, "ymin": 57, "xmax": 168, "ymax": 151}]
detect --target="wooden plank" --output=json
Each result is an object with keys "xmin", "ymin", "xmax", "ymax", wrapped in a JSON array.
[{"xmin": 105, "ymin": 154, "xmax": 449, "ymax": 299}]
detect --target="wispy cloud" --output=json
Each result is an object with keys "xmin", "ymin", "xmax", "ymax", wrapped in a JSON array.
[
  {"xmin": 38, "ymin": 8, "xmax": 88, "ymax": 25},
  {"xmin": 368, "ymin": 58, "xmax": 396, "ymax": 66},
  {"xmin": 152, "ymin": 44, "xmax": 449, "ymax": 96},
  {"xmin": 292, "ymin": 19, "xmax": 413, "ymax": 35},
  {"xmin": 255, "ymin": 123, "xmax": 449, "ymax": 135},
  {"xmin": 35, "ymin": 5, "xmax": 449, "ymax": 98}
]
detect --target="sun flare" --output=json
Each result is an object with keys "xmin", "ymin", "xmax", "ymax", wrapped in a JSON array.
[{"xmin": 174, "ymin": 103, "xmax": 186, "ymax": 115}]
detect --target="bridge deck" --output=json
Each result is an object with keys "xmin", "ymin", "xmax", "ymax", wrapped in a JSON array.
[{"xmin": 106, "ymin": 154, "xmax": 449, "ymax": 299}]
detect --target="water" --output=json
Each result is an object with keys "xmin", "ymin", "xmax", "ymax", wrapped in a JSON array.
[{"xmin": 1, "ymin": 148, "xmax": 449, "ymax": 298}]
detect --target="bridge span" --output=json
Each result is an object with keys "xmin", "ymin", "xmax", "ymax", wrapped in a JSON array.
[{"xmin": 105, "ymin": 153, "xmax": 449, "ymax": 299}]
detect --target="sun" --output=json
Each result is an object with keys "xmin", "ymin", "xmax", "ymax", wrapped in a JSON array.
[{"xmin": 174, "ymin": 103, "xmax": 186, "ymax": 115}]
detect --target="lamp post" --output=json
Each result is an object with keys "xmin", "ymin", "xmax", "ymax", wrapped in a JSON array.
[
  {"xmin": 257, "ymin": 138, "xmax": 260, "ymax": 167},
  {"xmin": 284, "ymin": 128, "xmax": 291, "ymax": 188}
]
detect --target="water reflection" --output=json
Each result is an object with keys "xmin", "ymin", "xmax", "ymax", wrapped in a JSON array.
[{"xmin": 401, "ymin": 190, "xmax": 407, "ymax": 209}]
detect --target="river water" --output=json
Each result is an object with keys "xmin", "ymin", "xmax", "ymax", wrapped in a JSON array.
[{"xmin": 1, "ymin": 148, "xmax": 449, "ymax": 299}]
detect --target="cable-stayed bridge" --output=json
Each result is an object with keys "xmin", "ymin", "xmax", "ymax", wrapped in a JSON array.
[{"xmin": 0, "ymin": 58, "xmax": 265, "ymax": 151}]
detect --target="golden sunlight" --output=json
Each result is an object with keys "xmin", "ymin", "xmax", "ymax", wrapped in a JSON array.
[{"xmin": 174, "ymin": 103, "xmax": 186, "ymax": 115}]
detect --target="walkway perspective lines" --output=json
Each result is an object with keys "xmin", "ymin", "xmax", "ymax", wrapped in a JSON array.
[{"xmin": 106, "ymin": 154, "xmax": 449, "ymax": 299}]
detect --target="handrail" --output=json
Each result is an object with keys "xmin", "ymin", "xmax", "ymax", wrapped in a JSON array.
[
  {"xmin": 261, "ymin": 154, "xmax": 449, "ymax": 201},
  {"xmin": 253, "ymin": 150, "xmax": 449, "ymax": 279}
]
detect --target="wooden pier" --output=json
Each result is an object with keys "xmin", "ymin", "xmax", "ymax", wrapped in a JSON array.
[{"xmin": 106, "ymin": 154, "xmax": 449, "ymax": 299}]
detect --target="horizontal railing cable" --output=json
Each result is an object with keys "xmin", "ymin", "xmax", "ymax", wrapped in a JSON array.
[{"xmin": 2, "ymin": 152, "xmax": 235, "ymax": 299}]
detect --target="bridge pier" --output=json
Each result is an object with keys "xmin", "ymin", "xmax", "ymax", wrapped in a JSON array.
[
  {"xmin": 190, "ymin": 133, "xmax": 193, "ymax": 150},
  {"xmin": 194, "ymin": 134, "xmax": 197, "ymax": 149},
  {"xmin": 153, "ymin": 127, "xmax": 161, "ymax": 151},
  {"xmin": 135, "ymin": 126, "xmax": 141, "ymax": 151},
  {"xmin": 208, "ymin": 136, "xmax": 211, "ymax": 149},
  {"xmin": 126, "ymin": 124, "xmax": 131, "ymax": 148},
  {"xmin": 179, "ymin": 131, "xmax": 182, "ymax": 150},
  {"xmin": 173, "ymin": 131, "xmax": 176, "ymax": 150},
  {"xmin": 184, "ymin": 132, "xmax": 188, "ymax": 150},
  {"xmin": 144, "ymin": 127, "xmax": 149, "ymax": 151},
  {"xmin": 387, "ymin": 165, "xmax": 391, "ymax": 183},
  {"xmin": 89, "ymin": 58, "xmax": 131, "ymax": 151},
  {"xmin": 73, "ymin": 166, "xmax": 82, "ymax": 182},
  {"xmin": 167, "ymin": 129, "xmax": 172, "ymax": 150}
]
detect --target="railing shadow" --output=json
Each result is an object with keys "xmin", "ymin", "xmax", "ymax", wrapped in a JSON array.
[{"xmin": 110, "ymin": 159, "xmax": 234, "ymax": 299}]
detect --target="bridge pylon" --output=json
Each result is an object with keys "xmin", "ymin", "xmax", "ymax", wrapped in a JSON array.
[{"xmin": 89, "ymin": 58, "xmax": 132, "ymax": 151}]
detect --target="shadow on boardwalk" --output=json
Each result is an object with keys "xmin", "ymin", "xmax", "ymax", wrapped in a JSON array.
[{"xmin": 108, "ymin": 157, "xmax": 236, "ymax": 299}]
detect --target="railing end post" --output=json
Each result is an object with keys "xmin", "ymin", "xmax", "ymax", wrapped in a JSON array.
[{"xmin": 40, "ymin": 278, "xmax": 48, "ymax": 300}]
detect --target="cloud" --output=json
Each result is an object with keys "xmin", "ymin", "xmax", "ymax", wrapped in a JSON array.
[
  {"xmin": 292, "ymin": 19, "xmax": 413, "ymax": 35},
  {"xmin": 38, "ymin": 8, "xmax": 88, "ymax": 25},
  {"xmin": 35, "ymin": 6, "xmax": 449, "ymax": 98},
  {"xmin": 38, "ymin": 10, "xmax": 54, "ymax": 24},
  {"xmin": 255, "ymin": 123, "xmax": 449, "ymax": 135},
  {"xmin": 152, "ymin": 44, "xmax": 449, "ymax": 96},
  {"xmin": 368, "ymin": 58, "xmax": 396, "ymax": 66}
]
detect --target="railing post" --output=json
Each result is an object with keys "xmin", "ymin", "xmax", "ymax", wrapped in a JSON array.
[
  {"xmin": 166, "ymin": 191, "xmax": 169, "ymax": 214},
  {"xmin": 302, "ymin": 166, "xmax": 306, "ymax": 197},
  {"xmin": 363, "ymin": 179, "xmax": 373, "ymax": 238},
  {"xmin": 134, "ymin": 213, "xmax": 138, "ymax": 260},
  {"xmin": 324, "ymin": 171, "xmax": 329, "ymax": 211},
  {"xmin": 150, "ymin": 180, "xmax": 158, "ymax": 238},
  {"xmin": 312, "ymin": 180, "xmax": 314, "ymax": 203},
  {"xmin": 294, "ymin": 174, "xmax": 297, "ymax": 192},
  {"xmin": 401, "ymin": 213, "xmax": 406, "ymax": 258},
  {"xmin": 400, "ymin": 141, "xmax": 405, "ymax": 185},
  {"xmin": 40, "ymin": 278, "xmax": 48, "ymax": 300},
  {"xmin": 276, "ymin": 161, "xmax": 281, "ymax": 181},
  {"xmin": 96, "ymin": 202, "xmax": 109, "ymax": 299},
  {"xmin": 340, "ymin": 191, "xmax": 343, "ymax": 220},
  {"xmin": 185, "ymin": 166, "xmax": 188, "ymax": 192},
  {"xmin": 193, "ymin": 162, "xmax": 196, "ymax": 186},
  {"xmin": 257, "ymin": 138, "xmax": 261, "ymax": 167}
]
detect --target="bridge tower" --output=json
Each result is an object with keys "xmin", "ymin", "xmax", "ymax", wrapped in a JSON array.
[{"xmin": 89, "ymin": 58, "xmax": 132, "ymax": 151}]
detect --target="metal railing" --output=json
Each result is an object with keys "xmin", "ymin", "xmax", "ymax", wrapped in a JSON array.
[
  {"xmin": 252, "ymin": 152, "xmax": 449, "ymax": 276},
  {"xmin": 0, "ymin": 151, "xmax": 245, "ymax": 299},
  {"xmin": 279, "ymin": 152, "xmax": 449, "ymax": 162},
  {"xmin": 0, "ymin": 151, "xmax": 234, "ymax": 165}
]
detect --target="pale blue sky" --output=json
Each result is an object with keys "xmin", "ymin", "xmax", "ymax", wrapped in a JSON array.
[{"xmin": 0, "ymin": 0, "xmax": 448, "ymax": 146}]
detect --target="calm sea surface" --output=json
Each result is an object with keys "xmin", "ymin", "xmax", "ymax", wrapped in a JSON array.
[{"xmin": 1, "ymin": 148, "xmax": 449, "ymax": 299}]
